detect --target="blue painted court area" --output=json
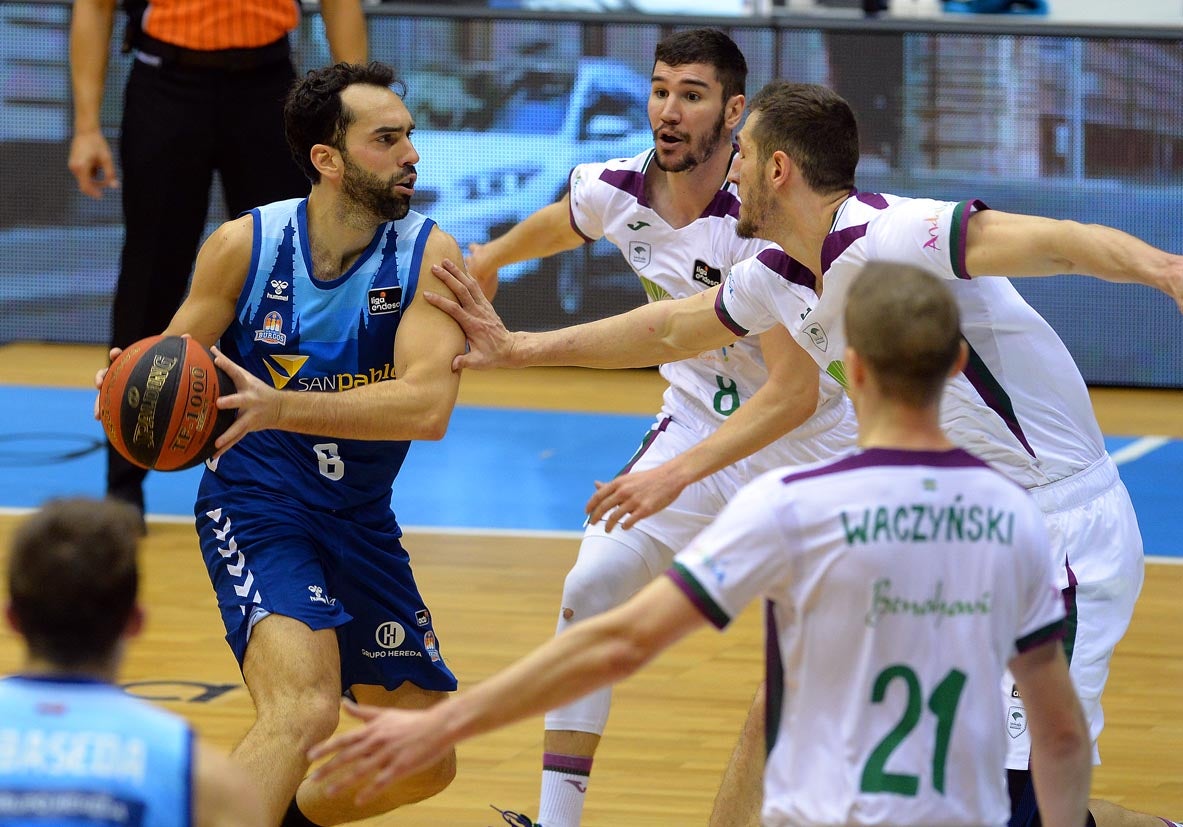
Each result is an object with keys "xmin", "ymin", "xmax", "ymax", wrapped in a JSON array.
[
  {"xmin": 0, "ymin": 386, "xmax": 651, "ymax": 535},
  {"xmin": 0, "ymin": 386, "xmax": 1179, "ymax": 559}
]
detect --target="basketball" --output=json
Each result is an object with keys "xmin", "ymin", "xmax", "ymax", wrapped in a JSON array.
[{"xmin": 99, "ymin": 335, "xmax": 236, "ymax": 471}]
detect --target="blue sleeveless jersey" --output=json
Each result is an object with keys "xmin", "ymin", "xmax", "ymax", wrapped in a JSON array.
[
  {"xmin": 209, "ymin": 198, "xmax": 435, "ymax": 512},
  {"xmin": 0, "ymin": 676, "xmax": 193, "ymax": 826}
]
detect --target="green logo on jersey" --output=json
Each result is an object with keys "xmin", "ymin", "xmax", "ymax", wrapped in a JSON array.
[{"xmin": 627, "ymin": 220, "xmax": 650, "ymax": 231}]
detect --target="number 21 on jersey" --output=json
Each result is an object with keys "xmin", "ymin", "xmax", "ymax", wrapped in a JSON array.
[{"xmin": 860, "ymin": 665, "xmax": 967, "ymax": 796}]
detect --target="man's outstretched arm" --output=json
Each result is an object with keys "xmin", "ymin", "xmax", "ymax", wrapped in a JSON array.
[
  {"xmin": 965, "ymin": 210, "xmax": 1183, "ymax": 311},
  {"xmin": 307, "ymin": 577, "xmax": 707, "ymax": 804},
  {"xmin": 466, "ymin": 194, "xmax": 586, "ymax": 300},
  {"xmin": 424, "ymin": 258, "xmax": 739, "ymax": 372}
]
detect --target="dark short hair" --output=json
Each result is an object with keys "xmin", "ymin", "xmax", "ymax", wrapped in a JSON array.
[
  {"xmin": 748, "ymin": 81, "xmax": 859, "ymax": 195},
  {"xmin": 654, "ymin": 28, "xmax": 747, "ymax": 103},
  {"xmin": 284, "ymin": 61, "xmax": 406, "ymax": 184},
  {"xmin": 845, "ymin": 262, "xmax": 962, "ymax": 406},
  {"xmin": 8, "ymin": 498, "xmax": 141, "ymax": 668}
]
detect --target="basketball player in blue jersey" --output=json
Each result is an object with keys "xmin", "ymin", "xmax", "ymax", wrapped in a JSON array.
[
  {"xmin": 463, "ymin": 30, "xmax": 857, "ymax": 827},
  {"xmin": 93, "ymin": 62, "xmax": 467, "ymax": 826},
  {"xmin": 0, "ymin": 497, "xmax": 265, "ymax": 826},
  {"xmin": 424, "ymin": 81, "xmax": 1183, "ymax": 827},
  {"xmin": 307, "ymin": 264, "xmax": 1093, "ymax": 827}
]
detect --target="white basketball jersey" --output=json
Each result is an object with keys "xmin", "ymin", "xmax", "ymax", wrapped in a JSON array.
[
  {"xmin": 668, "ymin": 448, "xmax": 1065, "ymax": 827},
  {"xmin": 569, "ymin": 151, "xmax": 846, "ymax": 466},
  {"xmin": 717, "ymin": 192, "xmax": 1105, "ymax": 488}
]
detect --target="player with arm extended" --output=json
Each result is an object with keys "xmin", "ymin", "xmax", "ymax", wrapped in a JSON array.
[
  {"xmin": 94, "ymin": 62, "xmax": 467, "ymax": 827},
  {"xmin": 0, "ymin": 497, "xmax": 267, "ymax": 827},
  {"xmin": 461, "ymin": 29, "xmax": 856, "ymax": 827},
  {"xmin": 311, "ymin": 263, "xmax": 1093, "ymax": 827},
  {"xmin": 426, "ymin": 78, "xmax": 1183, "ymax": 827}
]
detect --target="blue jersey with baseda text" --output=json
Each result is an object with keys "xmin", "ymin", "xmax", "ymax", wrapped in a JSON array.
[
  {"xmin": 209, "ymin": 198, "xmax": 434, "ymax": 512},
  {"xmin": 0, "ymin": 676, "xmax": 193, "ymax": 826}
]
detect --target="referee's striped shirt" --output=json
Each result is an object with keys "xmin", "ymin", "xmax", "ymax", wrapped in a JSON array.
[{"xmin": 138, "ymin": 0, "xmax": 299, "ymax": 51}]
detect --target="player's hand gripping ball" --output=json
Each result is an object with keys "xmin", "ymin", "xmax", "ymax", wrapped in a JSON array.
[{"xmin": 99, "ymin": 335, "xmax": 236, "ymax": 470}]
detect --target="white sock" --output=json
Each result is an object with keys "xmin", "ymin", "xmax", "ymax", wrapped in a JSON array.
[{"xmin": 537, "ymin": 752, "xmax": 593, "ymax": 827}]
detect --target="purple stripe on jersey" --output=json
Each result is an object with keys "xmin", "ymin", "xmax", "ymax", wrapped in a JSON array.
[
  {"xmin": 821, "ymin": 222, "xmax": 869, "ymax": 274},
  {"xmin": 764, "ymin": 601, "xmax": 785, "ymax": 753},
  {"xmin": 756, "ymin": 248, "xmax": 816, "ymax": 290},
  {"xmin": 714, "ymin": 280, "xmax": 749, "ymax": 336},
  {"xmin": 543, "ymin": 752, "xmax": 594, "ymax": 775},
  {"xmin": 1063, "ymin": 557, "xmax": 1079, "ymax": 618},
  {"xmin": 1015, "ymin": 617, "xmax": 1066, "ymax": 653},
  {"xmin": 599, "ymin": 168, "xmax": 649, "ymax": 207},
  {"xmin": 619, "ymin": 416, "xmax": 671, "ymax": 475},
  {"xmin": 780, "ymin": 447, "xmax": 988, "ymax": 486},
  {"xmin": 567, "ymin": 166, "xmax": 595, "ymax": 243},
  {"xmin": 952, "ymin": 198, "xmax": 991, "ymax": 279},
  {"xmin": 1060, "ymin": 564, "xmax": 1079, "ymax": 662},
  {"xmin": 666, "ymin": 563, "xmax": 731, "ymax": 629},
  {"xmin": 852, "ymin": 188, "xmax": 890, "ymax": 209},
  {"xmin": 701, "ymin": 188, "xmax": 741, "ymax": 220},
  {"xmin": 961, "ymin": 343, "xmax": 1036, "ymax": 457}
]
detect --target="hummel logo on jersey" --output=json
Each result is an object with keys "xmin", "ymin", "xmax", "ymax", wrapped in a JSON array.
[
  {"xmin": 627, "ymin": 220, "xmax": 650, "ymax": 231},
  {"xmin": 692, "ymin": 259, "xmax": 722, "ymax": 287},
  {"xmin": 265, "ymin": 279, "xmax": 290, "ymax": 302},
  {"xmin": 308, "ymin": 585, "xmax": 330, "ymax": 605}
]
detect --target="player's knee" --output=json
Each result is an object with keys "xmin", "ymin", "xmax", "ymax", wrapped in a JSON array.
[
  {"xmin": 560, "ymin": 537, "xmax": 655, "ymax": 622},
  {"xmin": 255, "ymin": 683, "xmax": 341, "ymax": 747},
  {"xmin": 299, "ymin": 691, "xmax": 343, "ymax": 746},
  {"xmin": 560, "ymin": 563, "xmax": 627, "ymax": 622}
]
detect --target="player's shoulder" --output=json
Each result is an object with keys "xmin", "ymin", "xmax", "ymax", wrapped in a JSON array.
[
  {"xmin": 249, "ymin": 196, "xmax": 306, "ymax": 231},
  {"xmin": 597, "ymin": 149, "xmax": 650, "ymax": 173},
  {"xmin": 217, "ymin": 210, "xmax": 257, "ymax": 242},
  {"xmin": 419, "ymin": 220, "xmax": 461, "ymax": 261},
  {"xmin": 571, "ymin": 151, "xmax": 650, "ymax": 196},
  {"xmin": 730, "ymin": 245, "xmax": 817, "ymax": 292},
  {"xmin": 775, "ymin": 447, "xmax": 1005, "ymax": 488},
  {"xmin": 861, "ymin": 192, "xmax": 964, "ymax": 228},
  {"xmin": 198, "ymin": 212, "xmax": 255, "ymax": 274}
]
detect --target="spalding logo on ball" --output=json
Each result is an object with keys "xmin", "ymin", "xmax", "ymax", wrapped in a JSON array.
[{"xmin": 99, "ymin": 335, "xmax": 237, "ymax": 471}]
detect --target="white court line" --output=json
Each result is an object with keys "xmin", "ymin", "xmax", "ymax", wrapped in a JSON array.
[
  {"xmin": 0, "ymin": 507, "xmax": 584, "ymax": 541},
  {"xmin": 1110, "ymin": 435, "xmax": 1171, "ymax": 465}
]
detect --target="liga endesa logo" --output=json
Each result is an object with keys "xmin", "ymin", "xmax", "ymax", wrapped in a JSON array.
[{"xmin": 368, "ymin": 287, "xmax": 402, "ymax": 315}]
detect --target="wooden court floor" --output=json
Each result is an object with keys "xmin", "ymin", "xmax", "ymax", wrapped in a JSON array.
[{"xmin": 1, "ymin": 343, "xmax": 1180, "ymax": 825}]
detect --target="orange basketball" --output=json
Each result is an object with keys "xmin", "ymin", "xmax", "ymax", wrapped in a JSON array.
[{"xmin": 99, "ymin": 335, "xmax": 236, "ymax": 471}]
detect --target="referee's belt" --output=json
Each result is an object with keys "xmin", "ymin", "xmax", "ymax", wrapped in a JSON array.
[{"xmin": 131, "ymin": 32, "xmax": 291, "ymax": 72}]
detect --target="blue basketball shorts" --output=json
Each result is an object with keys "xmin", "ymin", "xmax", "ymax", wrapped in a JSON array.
[{"xmin": 194, "ymin": 476, "xmax": 457, "ymax": 693}]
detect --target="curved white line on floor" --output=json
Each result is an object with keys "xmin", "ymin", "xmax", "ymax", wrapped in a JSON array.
[{"xmin": 1111, "ymin": 436, "xmax": 1170, "ymax": 465}]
